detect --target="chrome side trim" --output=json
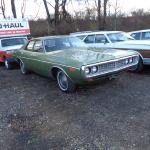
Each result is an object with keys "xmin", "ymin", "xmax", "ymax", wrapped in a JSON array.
[
  {"xmin": 18, "ymin": 56, "xmax": 80, "ymax": 69},
  {"xmin": 143, "ymin": 58, "xmax": 150, "ymax": 65}
]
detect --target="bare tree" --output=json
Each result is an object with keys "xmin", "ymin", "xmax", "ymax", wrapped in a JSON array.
[
  {"xmin": 103, "ymin": 0, "xmax": 108, "ymax": 29},
  {"xmin": 43, "ymin": 0, "xmax": 52, "ymax": 26},
  {"xmin": 21, "ymin": 0, "xmax": 26, "ymax": 18},
  {"xmin": 47, "ymin": 0, "xmax": 70, "ymax": 26},
  {"xmin": 131, "ymin": 9, "xmax": 149, "ymax": 16},
  {"xmin": 11, "ymin": 0, "xmax": 17, "ymax": 18},
  {"xmin": 33, "ymin": 1, "xmax": 41, "ymax": 20},
  {"xmin": 55, "ymin": 0, "xmax": 60, "ymax": 26},
  {"xmin": 61, "ymin": 0, "xmax": 68, "ymax": 20},
  {"xmin": 96, "ymin": 0, "xmax": 101, "ymax": 30},
  {"xmin": 0, "ymin": 0, "xmax": 6, "ymax": 18},
  {"xmin": 113, "ymin": 0, "xmax": 120, "ymax": 30}
]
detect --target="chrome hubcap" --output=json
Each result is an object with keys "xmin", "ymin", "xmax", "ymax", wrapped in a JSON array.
[
  {"xmin": 20, "ymin": 61, "xmax": 25, "ymax": 74},
  {"xmin": 58, "ymin": 71, "xmax": 68, "ymax": 91},
  {"xmin": 5, "ymin": 60, "xmax": 8, "ymax": 68}
]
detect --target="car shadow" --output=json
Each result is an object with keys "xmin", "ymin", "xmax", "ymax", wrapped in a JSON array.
[{"xmin": 140, "ymin": 66, "xmax": 150, "ymax": 75}]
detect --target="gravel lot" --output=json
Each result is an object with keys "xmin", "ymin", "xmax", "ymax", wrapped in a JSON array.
[{"xmin": 0, "ymin": 65, "xmax": 150, "ymax": 150}]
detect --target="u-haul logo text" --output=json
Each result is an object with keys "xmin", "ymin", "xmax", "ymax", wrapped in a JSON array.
[{"xmin": 0, "ymin": 23, "xmax": 24, "ymax": 29}]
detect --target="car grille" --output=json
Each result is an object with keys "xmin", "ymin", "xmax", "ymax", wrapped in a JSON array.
[{"xmin": 85, "ymin": 55, "xmax": 139, "ymax": 78}]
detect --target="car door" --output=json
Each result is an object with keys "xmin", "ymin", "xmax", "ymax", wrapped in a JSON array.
[
  {"xmin": 84, "ymin": 34, "xmax": 96, "ymax": 48},
  {"xmin": 84, "ymin": 34, "xmax": 109, "ymax": 48},
  {"xmin": 26, "ymin": 40, "xmax": 50, "ymax": 76},
  {"xmin": 141, "ymin": 32, "xmax": 150, "ymax": 40},
  {"xmin": 18, "ymin": 40, "xmax": 35, "ymax": 69},
  {"xmin": 130, "ymin": 32, "xmax": 141, "ymax": 40},
  {"xmin": 94, "ymin": 34, "xmax": 109, "ymax": 48}
]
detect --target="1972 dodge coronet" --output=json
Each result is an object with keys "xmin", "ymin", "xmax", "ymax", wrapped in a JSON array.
[{"xmin": 13, "ymin": 36, "xmax": 139, "ymax": 92}]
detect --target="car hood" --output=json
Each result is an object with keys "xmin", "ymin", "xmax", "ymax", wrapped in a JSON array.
[{"xmin": 46, "ymin": 48, "xmax": 136, "ymax": 68}]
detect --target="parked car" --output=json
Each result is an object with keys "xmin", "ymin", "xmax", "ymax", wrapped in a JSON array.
[
  {"xmin": 129, "ymin": 29, "xmax": 150, "ymax": 40},
  {"xmin": 13, "ymin": 36, "xmax": 139, "ymax": 92},
  {"xmin": 71, "ymin": 31, "xmax": 150, "ymax": 71},
  {"xmin": 0, "ymin": 36, "xmax": 28, "ymax": 69}
]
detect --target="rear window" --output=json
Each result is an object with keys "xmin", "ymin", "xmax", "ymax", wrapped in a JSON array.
[{"xmin": 1, "ymin": 38, "xmax": 27, "ymax": 47}]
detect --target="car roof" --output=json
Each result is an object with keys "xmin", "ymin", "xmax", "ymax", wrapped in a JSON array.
[
  {"xmin": 70, "ymin": 31, "xmax": 123, "ymax": 36},
  {"xmin": 32, "ymin": 35, "xmax": 72, "ymax": 41},
  {"xmin": 129, "ymin": 29, "xmax": 150, "ymax": 34},
  {"xmin": 0, "ymin": 36, "xmax": 27, "ymax": 40}
]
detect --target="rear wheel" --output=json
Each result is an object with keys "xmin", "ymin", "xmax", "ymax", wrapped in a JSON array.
[
  {"xmin": 5, "ymin": 59, "xmax": 12, "ymax": 70},
  {"xmin": 56, "ymin": 70, "xmax": 76, "ymax": 93},
  {"xmin": 20, "ymin": 60, "xmax": 28, "ymax": 74}
]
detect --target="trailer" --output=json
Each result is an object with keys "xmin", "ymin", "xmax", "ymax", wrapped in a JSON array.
[{"xmin": 0, "ymin": 19, "xmax": 30, "ymax": 69}]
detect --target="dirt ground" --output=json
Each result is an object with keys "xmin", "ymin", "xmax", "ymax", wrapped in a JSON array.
[{"xmin": 0, "ymin": 65, "xmax": 150, "ymax": 150}]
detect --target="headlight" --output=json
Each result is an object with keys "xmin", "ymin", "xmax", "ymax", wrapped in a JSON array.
[
  {"xmin": 91, "ymin": 66, "xmax": 98, "ymax": 73},
  {"xmin": 85, "ymin": 67, "xmax": 90, "ymax": 74},
  {"xmin": 129, "ymin": 57, "xmax": 133, "ymax": 63},
  {"xmin": 125, "ymin": 59, "xmax": 129, "ymax": 64}
]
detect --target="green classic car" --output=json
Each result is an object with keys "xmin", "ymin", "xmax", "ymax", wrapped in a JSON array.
[{"xmin": 13, "ymin": 36, "xmax": 139, "ymax": 92}]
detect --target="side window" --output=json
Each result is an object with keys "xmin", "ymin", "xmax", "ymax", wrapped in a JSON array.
[
  {"xmin": 84, "ymin": 35, "xmax": 95, "ymax": 43},
  {"xmin": 33, "ymin": 40, "xmax": 43, "ymax": 53},
  {"xmin": 131, "ymin": 33, "xmax": 141, "ymax": 40},
  {"xmin": 95, "ymin": 34, "xmax": 108, "ymax": 43},
  {"xmin": 26, "ymin": 41, "xmax": 35, "ymax": 51},
  {"xmin": 44, "ymin": 39, "xmax": 56, "ymax": 52},
  {"xmin": 142, "ymin": 32, "xmax": 150, "ymax": 40},
  {"xmin": 77, "ymin": 35, "xmax": 86, "ymax": 40}
]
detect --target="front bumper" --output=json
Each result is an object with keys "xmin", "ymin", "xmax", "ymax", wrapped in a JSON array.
[
  {"xmin": 81, "ymin": 55, "xmax": 139, "ymax": 79},
  {"xmin": 77, "ymin": 66, "xmax": 130, "ymax": 85},
  {"xmin": 73, "ymin": 55, "xmax": 139, "ymax": 85}
]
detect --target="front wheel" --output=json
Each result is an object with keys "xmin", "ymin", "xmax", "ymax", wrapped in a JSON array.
[
  {"xmin": 5, "ymin": 59, "xmax": 12, "ymax": 70},
  {"xmin": 129, "ymin": 57, "xmax": 143, "ymax": 72},
  {"xmin": 56, "ymin": 70, "xmax": 76, "ymax": 93},
  {"xmin": 20, "ymin": 60, "xmax": 29, "ymax": 74}
]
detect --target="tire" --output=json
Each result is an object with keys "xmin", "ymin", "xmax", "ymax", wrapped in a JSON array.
[
  {"xmin": 4, "ymin": 59, "xmax": 12, "ymax": 70},
  {"xmin": 56, "ymin": 70, "xmax": 76, "ymax": 93},
  {"xmin": 129, "ymin": 57, "xmax": 143, "ymax": 72},
  {"xmin": 20, "ymin": 60, "xmax": 28, "ymax": 74}
]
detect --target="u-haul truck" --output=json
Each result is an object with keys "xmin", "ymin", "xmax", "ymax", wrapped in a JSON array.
[{"xmin": 0, "ymin": 19, "xmax": 30, "ymax": 69}]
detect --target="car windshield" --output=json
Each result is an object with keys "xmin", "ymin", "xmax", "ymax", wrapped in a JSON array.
[
  {"xmin": 1, "ymin": 38, "xmax": 27, "ymax": 47},
  {"xmin": 44, "ymin": 37, "xmax": 88, "ymax": 52},
  {"xmin": 107, "ymin": 32, "xmax": 134, "ymax": 43}
]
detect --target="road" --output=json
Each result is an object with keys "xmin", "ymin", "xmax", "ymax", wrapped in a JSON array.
[{"xmin": 0, "ymin": 65, "xmax": 150, "ymax": 150}]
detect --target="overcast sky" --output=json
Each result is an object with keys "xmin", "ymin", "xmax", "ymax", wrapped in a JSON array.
[{"xmin": 2, "ymin": 0, "xmax": 150, "ymax": 19}]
